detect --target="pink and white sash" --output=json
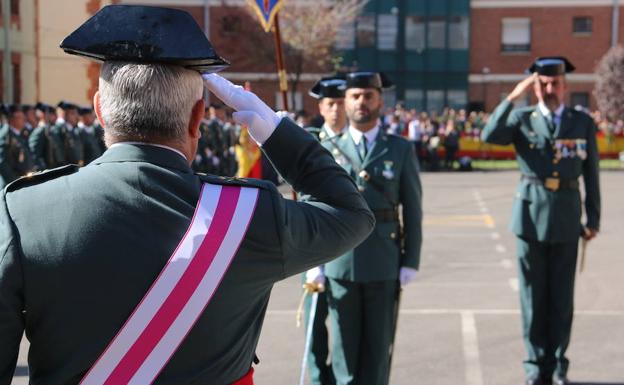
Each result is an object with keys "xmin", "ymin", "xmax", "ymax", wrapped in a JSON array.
[{"xmin": 80, "ymin": 183, "xmax": 259, "ymax": 385}]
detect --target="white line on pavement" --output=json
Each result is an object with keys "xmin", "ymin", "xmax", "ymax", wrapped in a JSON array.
[
  {"xmin": 490, "ymin": 232, "xmax": 501, "ymax": 240},
  {"xmin": 266, "ymin": 309, "xmax": 624, "ymax": 316},
  {"xmin": 495, "ymin": 244, "xmax": 507, "ymax": 253},
  {"xmin": 461, "ymin": 311, "xmax": 484, "ymax": 385},
  {"xmin": 508, "ymin": 278, "xmax": 519, "ymax": 292},
  {"xmin": 500, "ymin": 259, "xmax": 513, "ymax": 269}
]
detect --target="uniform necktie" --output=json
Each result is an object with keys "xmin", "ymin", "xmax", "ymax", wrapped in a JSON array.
[
  {"xmin": 546, "ymin": 114, "xmax": 555, "ymax": 133},
  {"xmin": 359, "ymin": 136, "xmax": 368, "ymax": 160}
]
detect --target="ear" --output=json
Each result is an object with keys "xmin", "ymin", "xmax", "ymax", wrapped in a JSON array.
[
  {"xmin": 93, "ymin": 91, "xmax": 106, "ymax": 129},
  {"xmin": 188, "ymin": 99, "xmax": 205, "ymax": 139}
]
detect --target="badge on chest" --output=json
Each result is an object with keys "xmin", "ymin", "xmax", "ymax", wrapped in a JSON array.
[
  {"xmin": 382, "ymin": 160, "xmax": 395, "ymax": 180},
  {"xmin": 554, "ymin": 139, "xmax": 587, "ymax": 160}
]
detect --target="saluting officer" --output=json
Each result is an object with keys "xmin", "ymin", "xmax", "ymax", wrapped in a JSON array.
[
  {"xmin": 318, "ymin": 72, "xmax": 423, "ymax": 385},
  {"xmin": 0, "ymin": 5, "xmax": 373, "ymax": 385},
  {"xmin": 0, "ymin": 105, "xmax": 35, "ymax": 188},
  {"xmin": 481, "ymin": 57, "xmax": 601, "ymax": 385},
  {"xmin": 29, "ymin": 103, "xmax": 65, "ymax": 170}
]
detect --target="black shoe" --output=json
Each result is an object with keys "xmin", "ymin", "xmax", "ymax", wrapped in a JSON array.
[
  {"xmin": 552, "ymin": 376, "xmax": 570, "ymax": 385},
  {"xmin": 526, "ymin": 377, "xmax": 553, "ymax": 385}
]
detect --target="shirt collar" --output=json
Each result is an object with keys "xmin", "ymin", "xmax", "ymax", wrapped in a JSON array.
[
  {"xmin": 349, "ymin": 123, "xmax": 380, "ymax": 146},
  {"xmin": 538, "ymin": 102, "xmax": 565, "ymax": 118},
  {"xmin": 323, "ymin": 124, "xmax": 346, "ymax": 138},
  {"xmin": 109, "ymin": 141, "xmax": 187, "ymax": 162}
]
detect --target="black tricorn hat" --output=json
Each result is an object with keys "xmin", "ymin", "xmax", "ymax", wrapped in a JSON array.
[
  {"xmin": 526, "ymin": 57, "xmax": 575, "ymax": 76},
  {"xmin": 79, "ymin": 106, "xmax": 94, "ymax": 115},
  {"xmin": 309, "ymin": 76, "xmax": 347, "ymax": 99},
  {"xmin": 21, "ymin": 104, "xmax": 35, "ymax": 113},
  {"xmin": 60, "ymin": 5, "xmax": 230, "ymax": 73},
  {"xmin": 6, "ymin": 104, "xmax": 22, "ymax": 116},
  {"xmin": 35, "ymin": 102, "xmax": 56, "ymax": 114},
  {"xmin": 345, "ymin": 71, "xmax": 394, "ymax": 90},
  {"xmin": 57, "ymin": 101, "xmax": 79, "ymax": 111}
]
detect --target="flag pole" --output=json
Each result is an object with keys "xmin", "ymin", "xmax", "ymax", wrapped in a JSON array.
[{"xmin": 272, "ymin": 13, "xmax": 289, "ymax": 111}]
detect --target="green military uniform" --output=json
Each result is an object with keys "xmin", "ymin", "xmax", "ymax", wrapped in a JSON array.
[
  {"xmin": 55, "ymin": 122, "xmax": 85, "ymax": 166},
  {"xmin": 221, "ymin": 121, "xmax": 239, "ymax": 177},
  {"xmin": 194, "ymin": 118, "xmax": 224, "ymax": 174},
  {"xmin": 321, "ymin": 125, "xmax": 422, "ymax": 385},
  {"xmin": 0, "ymin": 125, "xmax": 35, "ymax": 189},
  {"xmin": 0, "ymin": 118, "xmax": 374, "ymax": 385},
  {"xmin": 80, "ymin": 122, "xmax": 106, "ymax": 164},
  {"xmin": 28, "ymin": 123, "xmax": 66, "ymax": 170},
  {"xmin": 302, "ymin": 124, "xmax": 345, "ymax": 385},
  {"xmin": 482, "ymin": 98, "xmax": 600, "ymax": 381}
]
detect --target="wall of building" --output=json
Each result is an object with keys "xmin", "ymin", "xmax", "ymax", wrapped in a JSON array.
[
  {"xmin": 469, "ymin": 1, "xmax": 623, "ymax": 111},
  {"xmin": 0, "ymin": 0, "xmax": 36, "ymax": 103}
]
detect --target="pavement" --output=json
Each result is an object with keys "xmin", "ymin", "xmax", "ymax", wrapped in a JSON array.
[{"xmin": 11, "ymin": 170, "xmax": 624, "ymax": 385}]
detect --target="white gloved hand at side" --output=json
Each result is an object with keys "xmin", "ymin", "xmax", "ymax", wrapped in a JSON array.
[
  {"xmin": 399, "ymin": 267, "xmax": 418, "ymax": 287},
  {"xmin": 203, "ymin": 73, "xmax": 281, "ymax": 145},
  {"xmin": 305, "ymin": 266, "xmax": 325, "ymax": 286}
]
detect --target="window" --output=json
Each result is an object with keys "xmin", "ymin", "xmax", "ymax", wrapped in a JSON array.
[
  {"xmin": 501, "ymin": 18, "xmax": 531, "ymax": 52},
  {"xmin": 573, "ymin": 17, "xmax": 592, "ymax": 34},
  {"xmin": 377, "ymin": 14, "xmax": 398, "ymax": 51},
  {"xmin": 447, "ymin": 90, "xmax": 467, "ymax": 109},
  {"xmin": 571, "ymin": 92, "xmax": 589, "ymax": 108},
  {"xmin": 356, "ymin": 15, "xmax": 375, "ymax": 48},
  {"xmin": 449, "ymin": 16, "xmax": 469, "ymax": 50},
  {"xmin": 336, "ymin": 22, "xmax": 356, "ymax": 50},
  {"xmin": 220, "ymin": 15, "xmax": 241, "ymax": 36},
  {"xmin": 428, "ymin": 18, "xmax": 446, "ymax": 49},
  {"xmin": 426, "ymin": 90, "xmax": 445, "ymax": 113},
  {"xmin": 10, "ymin": 0, "xmax": 18, "ymax": 16},
  {"xmin": 405, "ymin": 89, "xmax": 425, "ymax": 110},
  {"xmin": 405, "ymin": 16, "xmax": 426, "ymax": 52}
]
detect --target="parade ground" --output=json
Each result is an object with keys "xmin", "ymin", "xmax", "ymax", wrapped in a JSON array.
[{"xmin": 12, "ymin": 170, "xmax": 624, "ymax": 385}]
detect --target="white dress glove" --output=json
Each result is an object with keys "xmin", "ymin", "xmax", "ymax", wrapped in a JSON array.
[
  {"xmin": 305, "ymin": 266, "xmax": 325, "ymax": 286},
  {"xmin": 399, "ymin": 267, "xmax": 418, "ymax": 287},
  {"xmin": 203, "ymin": 74, "xmax": 281, "ymax": 145}
]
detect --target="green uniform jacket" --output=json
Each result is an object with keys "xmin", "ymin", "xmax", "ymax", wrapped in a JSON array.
[
  {"xmin": 0, "ymin": 118, "xmax": 374, "ymax": 385},
  {"xmin": 321, "ymin": 128, "xmax": 423, "ymax": 282},
  {"xmin": 481, "ymin": 100, "xmax": 600, "ymax": 242},
  {"xmin": 55, "ymin": 123, "xmax": 84, "ymax": 166},
  {"xmin": 0, "ymin": 126, "xmax": 35, "ymax": 189},
  {"xmin": 29, "ymin": 124, "xmax": 66, "ymax": 170}
]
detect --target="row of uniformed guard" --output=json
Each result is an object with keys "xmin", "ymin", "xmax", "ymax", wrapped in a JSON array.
[
  {"xmin": 0, "ymin": 102, "xmax": 105, "ymax": 189},
  {"xmin": 0, "ymin": 100, "xmax": 243, "ymax": 188}
]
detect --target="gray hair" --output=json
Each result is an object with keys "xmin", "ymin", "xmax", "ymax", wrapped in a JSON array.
[{"xmin": 98, "ymin": 61, "xmax": 203, "ymax": 143}]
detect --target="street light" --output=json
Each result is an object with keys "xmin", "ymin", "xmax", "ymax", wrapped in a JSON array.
[{"xmin": 481, "ymin": 66, "xmax": 490, "ymax": 111}]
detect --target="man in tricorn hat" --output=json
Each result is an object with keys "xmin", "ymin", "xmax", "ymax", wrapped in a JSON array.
[
  {"xmin": 316, "ymin": 71, "xmax": 423, "ymax": 385},
  {"xmin": 0, "ymin": 5, "xmax": 374, "ymax": 385},
  {"xmin": 481, "ymin": 57, "xmax": 601, "ymax": 385},
  {"xmin": 298, "ymin": 75, "xmax": 349, "ymax": 385},
  {"xmin": 0, "ymin": 104, "xmax": 35, "ymax": 188},
  {"xmin": 29, "ymin": 103, "xmax": 64, "ymax": 170}
]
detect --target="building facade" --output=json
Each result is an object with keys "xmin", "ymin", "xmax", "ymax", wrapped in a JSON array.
[
  {"xmin": 338, "ymin": 0, "xmax": 471, "ymax": 112},
  {"xmin": 469, "ymin": 0, "xmax": 624, "ymax": 112}
]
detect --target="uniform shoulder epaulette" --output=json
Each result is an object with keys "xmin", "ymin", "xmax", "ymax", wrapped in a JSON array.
[
  {"xmin": 4, "ymin": 164, "xmax": 80, "ymax": 193},
  {"xmin": 196, "ymin": 173, "xmax": 272, "ymax": 190}
]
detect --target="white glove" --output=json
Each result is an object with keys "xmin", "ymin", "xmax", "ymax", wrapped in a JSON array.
[
  {"xmin": 399, "ymin": 267, "xmax": 418, "ymax": 287},
  {"xmin": 203, "ymin": 74, "xmax": 281, "ymax": 145},
  {"xmin": 305, "ymin": 266, "xmax": 325, "ymax": 286}
]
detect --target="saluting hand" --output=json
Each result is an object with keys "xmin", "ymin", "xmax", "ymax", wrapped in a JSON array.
[
  {"xmin": 203, "ymin": 73, "xmax": 281, "ymax": 145},
  {"xmin": 506, "ymin": 73, "xmax": 537, "ymax": 103}
]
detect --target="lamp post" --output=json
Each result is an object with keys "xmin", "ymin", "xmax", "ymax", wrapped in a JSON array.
[{"xmin": 481, "ymin": 66, "xmax": 490, "ymax": 111}]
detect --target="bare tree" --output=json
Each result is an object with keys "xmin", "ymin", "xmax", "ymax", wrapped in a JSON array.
[
  {"xmin": 595, "ymin": 45, "xmax": 624, "ymax": 121},
  {"xmin": 246, "ymin": 0, "xmax": 367, "ymax": 109}
]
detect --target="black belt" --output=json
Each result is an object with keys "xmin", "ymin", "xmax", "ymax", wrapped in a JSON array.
[
  {"xmin": 521, "ymin": 175, "xmax": 579, "ymax": 191},
  {"xmin": 373, "ymin": 208, "xmax": 399, "ymax": 222}
]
